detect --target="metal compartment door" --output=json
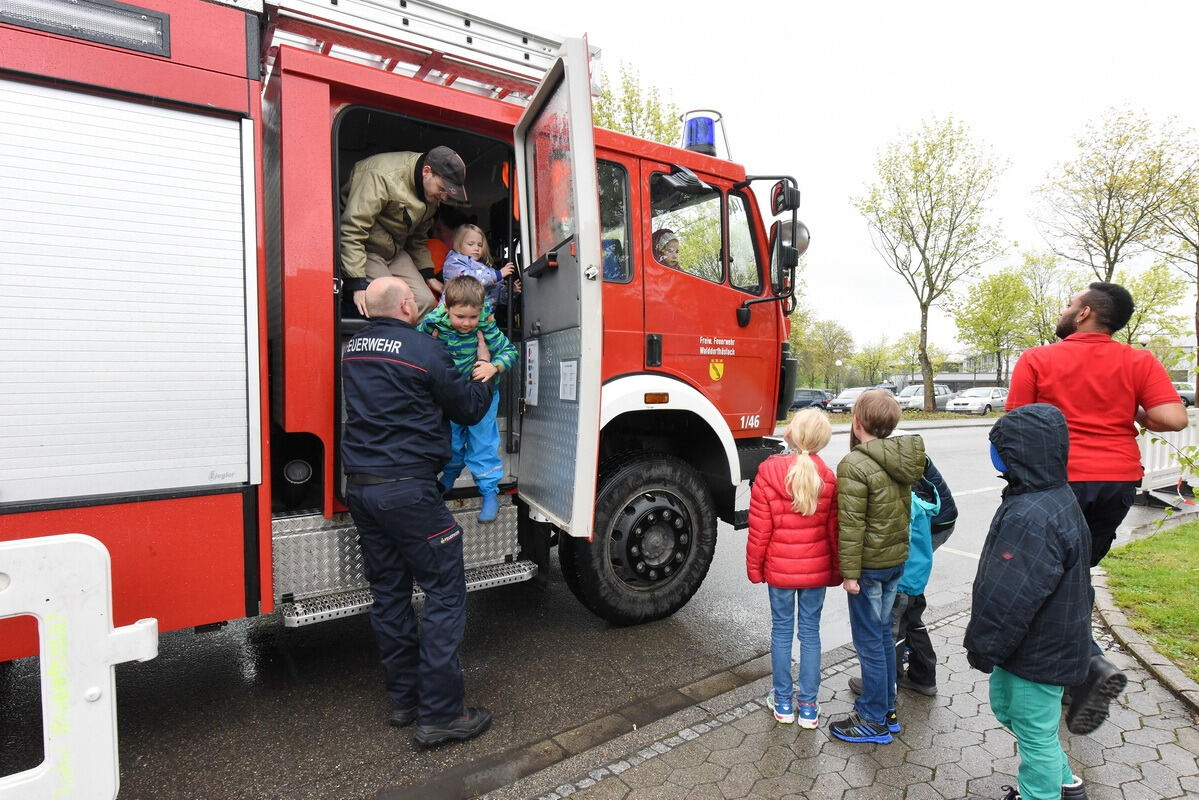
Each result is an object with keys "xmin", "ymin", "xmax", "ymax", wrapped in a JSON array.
[{"xmin": 512, "ymin": 37, "xmax": 602, "ymax": 538}]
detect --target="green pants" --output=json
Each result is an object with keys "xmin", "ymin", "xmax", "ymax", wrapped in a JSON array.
[{"xmin": 989, "ymin": 667, "xmax": 1074, "ymax": 800}]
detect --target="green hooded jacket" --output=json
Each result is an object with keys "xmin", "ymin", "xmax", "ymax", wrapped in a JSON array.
[{"xmin": 836, "ymin": 434, "xmax": 927, "ymax": 578}]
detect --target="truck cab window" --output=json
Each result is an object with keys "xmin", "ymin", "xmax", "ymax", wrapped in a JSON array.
[
  {"xmin": 728, "ymin": 193, "xmax": 761, "ymax": 295},
  {"xmin": 649, "ymin": 172, "xmax": 723, "ymax": 284},
  {"xmin": 598, "ymin": 160, "xmax": 631, "ymax": 282}
]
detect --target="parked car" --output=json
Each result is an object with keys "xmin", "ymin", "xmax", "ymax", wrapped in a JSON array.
[
  {"xmin": 897, "ymin": 383, "xmax": 957, "ymax": 411},
  {"xmin": 790, "ymin": 388, "xmax": 833, "ymax": 410},
  {"xmin": 826, "ymin": 387, "xmax": 869, "ymax": 414},
  {"xmin": 1173, "ymin": 381, "xmax": 1194, "ymax": 407},
  {"xmin": 947, "ymin": 386, "xmax": 1007, "ymax": 415}
]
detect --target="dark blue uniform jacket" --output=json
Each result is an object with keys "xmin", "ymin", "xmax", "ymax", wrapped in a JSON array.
[
  {"xmin": 963, "ymin": 403, "xmax": 1093, "ymax": 687},
  {"xmin": 341, "ymin": 317, "xmax": 491, "ymax": 479}
]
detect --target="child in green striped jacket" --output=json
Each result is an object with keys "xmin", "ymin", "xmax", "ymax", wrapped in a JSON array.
[{"xmin": 419, "ymin": 275, "xmax": 518, "ymax": 522}]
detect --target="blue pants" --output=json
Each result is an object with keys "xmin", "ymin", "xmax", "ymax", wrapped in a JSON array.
[
  {"xmin": 847, "ymin": 564, "xmax": 903, "ymax": 724},
  {"xmin": 346, "ymin": 477, "xmax": 467, "ymax": 725},
  {"xmin": 442, "ymin": 392, "xmax": 502, "ymax": 494},
  {"xmin": 768, "ymin": 586, "xmax": 826, "ymax": 704},
  {"xmin": 990, "ymin": 667, "xmax": 1074, "ymax": 800}
]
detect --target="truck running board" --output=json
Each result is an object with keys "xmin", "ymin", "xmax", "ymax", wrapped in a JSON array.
[{"xmin": 278, "ymin": 559, "xmax": 538, "ymax": 626}]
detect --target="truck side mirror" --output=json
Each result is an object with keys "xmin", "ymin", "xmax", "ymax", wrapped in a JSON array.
[
  {"xmin": 770, "ymin": 180, "xmax": 801, "ymax": 215},
  {"xmin": 770, "ymin": 219, "xmax": 809, "ymax": 294}
]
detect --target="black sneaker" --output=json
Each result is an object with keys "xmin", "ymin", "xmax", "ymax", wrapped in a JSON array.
[
  {"xmin": 1061, "ymin": 775, "xmax": 1089, "ymax": 799},
  {"xmin": 388, "ymin": 705, "xmax": 417, "ymax": 728},
  {"xmin": 885, "ymin": 708, "xmax": 900, "ymax": 734},
  {"xmin": 1000, "ymin": 785, "xmax": 1021, "ymax": 800},
  {"xmin": 898, "ymin": 673, "xmax": 937, "ymax": 696},
  {"xmin": 1066, "ymin": 654, "xmax": 1126, "ymax": 735},
  {"xmin": 412, "ymin": 707, "xmax": 492, "ymax": 747},
  {"xmin": 829, "ymin": 711, "xmax": 892, "ymax": 744}
]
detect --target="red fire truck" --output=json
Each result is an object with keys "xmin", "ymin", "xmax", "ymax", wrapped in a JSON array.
[{"xmin": 0, "ymin": 0, "xmax": 805, "ymax": 660}]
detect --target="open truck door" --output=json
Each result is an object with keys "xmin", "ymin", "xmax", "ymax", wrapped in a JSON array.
[{"xmin": 512, "ymin": 37, "xmax": 603, "ymax": 539}]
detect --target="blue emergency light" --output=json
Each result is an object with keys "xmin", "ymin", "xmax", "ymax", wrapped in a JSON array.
[{"xmin": 683, "ymin": 116, "xmax": 717, "ymax": 156}]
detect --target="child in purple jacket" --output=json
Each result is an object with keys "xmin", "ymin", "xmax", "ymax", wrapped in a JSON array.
[{"xmin": 442, "ymin": 224, "xmax": 521, "ymax": 307}]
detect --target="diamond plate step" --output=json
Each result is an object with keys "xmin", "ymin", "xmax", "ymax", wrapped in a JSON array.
[{"xmin": 278, "ymin": 559, "xmax": 538, "ymax": 627}]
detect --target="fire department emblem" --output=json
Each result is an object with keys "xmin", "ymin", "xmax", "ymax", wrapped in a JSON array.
[{"xmin": 709, "ymin": 359, "xmax": 724, "ymax": 381}]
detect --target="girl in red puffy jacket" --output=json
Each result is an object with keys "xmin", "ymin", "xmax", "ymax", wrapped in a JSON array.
[{"xmin": 746, "ymin": 408, "xmax": 841, "ymax": 728}]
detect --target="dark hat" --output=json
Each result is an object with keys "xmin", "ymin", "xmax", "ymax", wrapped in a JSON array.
[{"xmin": 426, "ymin": 146, "xmax": 468, "ymax": 204}]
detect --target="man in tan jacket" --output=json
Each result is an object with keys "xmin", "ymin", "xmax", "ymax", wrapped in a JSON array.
[{"xmin": 340, "ymin": 147, "xmax": 468, "ymax": 319}]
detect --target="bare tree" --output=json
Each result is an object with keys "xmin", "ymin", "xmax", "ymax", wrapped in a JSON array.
[
  {"xmin": 854, "ymin": 117, "xmax": 1005, "ymax": 409},
  {"xmin": 1037, "ymin": 107, "xmax": 1173, "ymax": 282}
]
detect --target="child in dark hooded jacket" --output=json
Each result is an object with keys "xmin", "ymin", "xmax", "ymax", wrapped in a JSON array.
[{"xmin": 964, "ymin": 403, "xmax": 1092, "ymax": 800}]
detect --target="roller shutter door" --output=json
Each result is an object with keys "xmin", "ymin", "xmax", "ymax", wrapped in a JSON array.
[{"xmin": 0, "ymin": 78, "xmax": 257, "ymax": 505}]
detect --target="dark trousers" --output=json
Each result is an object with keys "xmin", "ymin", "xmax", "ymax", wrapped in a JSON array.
[
  {"xmin": 1069, "ymin": 481, "xmax": 1137, "ymax": 567},
  {"xmin": 346, "ymin": 477, "xmax": 467, "ymax": 725},
  {"xmin": 1070, "ymin": 480, "xmax": 1137, "ymax": 659},
  {"xmin": 893, "ymin": 592, "xmax": 937, "ymax": 687}
]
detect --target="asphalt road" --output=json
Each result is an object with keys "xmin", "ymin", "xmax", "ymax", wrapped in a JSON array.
[{"xmin": 0, "ymin": 422, "xmax": 1169, "ymax": 799}]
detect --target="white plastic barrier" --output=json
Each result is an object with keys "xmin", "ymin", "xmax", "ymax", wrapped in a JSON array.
[
  {"xmin": 1139, "ymin": 408, "xmax": 1199, "ymax": 491},
  {"xmin": 0, "ymin": 534, "xmax": 157, "ymax": 800}
]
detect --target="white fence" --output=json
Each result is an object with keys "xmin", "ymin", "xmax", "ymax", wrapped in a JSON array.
[
  {"xmin": 0, "ymin": 535, "xmax": 157, "ymax": 800},
  {"xmin": 1138, "ymin": 408, "xmax": 1199, "ymax": 492}
]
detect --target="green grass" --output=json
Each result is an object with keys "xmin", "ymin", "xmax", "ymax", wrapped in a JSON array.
[{"xmin": 1104, "ymin": 523, "xmax": 1199, "ymax": 683}]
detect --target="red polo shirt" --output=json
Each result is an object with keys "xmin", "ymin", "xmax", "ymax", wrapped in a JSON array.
[{"xmin": 1006, "ymin": 332, "xmax": 1180, "ymax": 482}]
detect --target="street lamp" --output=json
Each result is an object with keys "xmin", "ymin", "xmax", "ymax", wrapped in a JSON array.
[
  {"xmin": 834, "ymin": 359, "xmax": 843, "ymax": 395},
  {"xmin": 1138, "ymin": 334, "xmax": 1150, "ymax": 349}
]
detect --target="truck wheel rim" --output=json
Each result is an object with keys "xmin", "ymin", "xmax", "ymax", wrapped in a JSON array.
[{"xmin": 607, "ymin": 490, "xmax": 693, "ymax": 589}]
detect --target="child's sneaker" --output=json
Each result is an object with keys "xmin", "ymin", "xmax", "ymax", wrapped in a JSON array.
[
  {"xmin": 767, "ymin": 690, "xmax": 795, "ymax": 723},
  {"xmin": 796, "ymin": 701, "xmax": 818, "ymax": 729},
  {"xmin": 885, "ymin": 708, "xmax": 900, "ymax": 733},
  {"xmin": 829, "ymin": 711, "xmax": 892, "ymax": 744}
]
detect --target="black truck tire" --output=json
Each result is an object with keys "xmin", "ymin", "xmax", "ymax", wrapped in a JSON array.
[{"xmin": 561, "ymin": 454, "xmax": 716, "ymax": 625}]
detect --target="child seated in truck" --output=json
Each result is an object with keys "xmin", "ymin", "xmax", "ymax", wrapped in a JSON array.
[
  {"xmin": 418, "ymin": 276, "xmax": 518, "ymax": 523},
  {"xmin": 442, "ymin": 223, "xmax": 521, "ymax": 308}
]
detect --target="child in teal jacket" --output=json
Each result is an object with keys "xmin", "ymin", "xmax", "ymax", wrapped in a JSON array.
[{"xmin": 419, "ymin": 276, "xmax": 517, "ymax": 522}]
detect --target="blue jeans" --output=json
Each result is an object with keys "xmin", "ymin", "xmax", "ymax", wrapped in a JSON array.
[
  {"xmin": 847, "ymin": 563, "xmax": 903, "ymax": 724},
  {"xmin": 768, "ymin": 586, "xmax": 827, "ymax": 704},
  {"xmin": 442, "ymin": 392, "xmax": 502, "ymax": 494}
]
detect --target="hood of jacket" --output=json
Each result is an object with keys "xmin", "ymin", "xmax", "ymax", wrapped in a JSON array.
[
  {"xmin": 855, "ymin": 434, "xmax": 927, "ymax": 486},
  {"xmin": 989, "ymin": 403, "xmax": 1069, "ymax": 494}
]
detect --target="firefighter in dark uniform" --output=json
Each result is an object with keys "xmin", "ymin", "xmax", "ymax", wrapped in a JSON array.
[{"xmin": 341, "ymin": 276, "xmax": 494, "ymax": 747}]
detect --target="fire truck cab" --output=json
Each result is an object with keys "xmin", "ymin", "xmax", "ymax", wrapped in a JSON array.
[{"xmin": 0, "ymin": 0, "xmax": 804, "ymax": 659}]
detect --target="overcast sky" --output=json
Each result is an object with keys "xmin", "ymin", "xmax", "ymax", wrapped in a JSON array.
[{"xmin": 490, "ymin": 0, "xmax": 1199, "ymax": 351}]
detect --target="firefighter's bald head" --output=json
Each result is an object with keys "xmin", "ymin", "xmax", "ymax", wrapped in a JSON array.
[{"xmin": 364, "ymin": 277, "xmax": 417, "ymax": 322}]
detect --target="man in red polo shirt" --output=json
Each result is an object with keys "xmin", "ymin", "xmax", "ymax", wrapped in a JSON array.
[{"xmin": 1007, "ymin": 281, "xmax": 1187, "ymax": 736}]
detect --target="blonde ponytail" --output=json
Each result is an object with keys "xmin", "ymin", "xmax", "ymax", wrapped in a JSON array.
[{"xmin": 782, "ymin": 408, "xmax": 832, "ymax": 515}]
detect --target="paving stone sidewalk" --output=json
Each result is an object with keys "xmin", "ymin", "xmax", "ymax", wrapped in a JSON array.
[{"xmin": 485, "ymin": 604, "xmax": 1199, "ymax": 800}]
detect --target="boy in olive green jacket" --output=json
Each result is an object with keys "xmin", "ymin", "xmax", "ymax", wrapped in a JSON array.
[{"xmin": 830, "ymin": 389, "xmax": 926, "ymax": 744}]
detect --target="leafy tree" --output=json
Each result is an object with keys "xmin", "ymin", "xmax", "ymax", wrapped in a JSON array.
[
  {"xmin": 854, "ymin": 117, "xmax": 1005, "ymax": 409},
  {"xmin": 593, "ymin": 63, "xmax": 680, "ymax": 145},
  {"xmin": 1037, "ymin": 107, "xmax": 1174, "ymax": 282},
  {"xmin": 1151, "ymin": 132, "xmax": 1199, "ymax": 377},
  {"xmin": 852, "ymin": 338, "xmax": 895, "ymax": 386},
  {"xmin": 1015, "ymin": 251, "xmax": 1086, "ymax": 346},
  {"xmin": 952, "ymin": 269, "xmax": 1033, "ymax": 384},
  {"xmin": 1113, "ymin": 263, "xmax": 1187, "ymax": 346},
  {"xmin": 807, "ymin": 321, "xmax": 854, "ymax": 392},
  {"xmin": 892, "ymin": 331, "xmax": 947, "ymax": 382}
]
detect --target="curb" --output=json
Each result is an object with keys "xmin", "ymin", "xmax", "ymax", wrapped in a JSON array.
[
  {"xmin": 774, "ymin": 417, "xmax": 996, "ymax": 437},
  {"xmin": 1092, "ymin": 513, "xmax": 1199, "ymax": 716}
]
